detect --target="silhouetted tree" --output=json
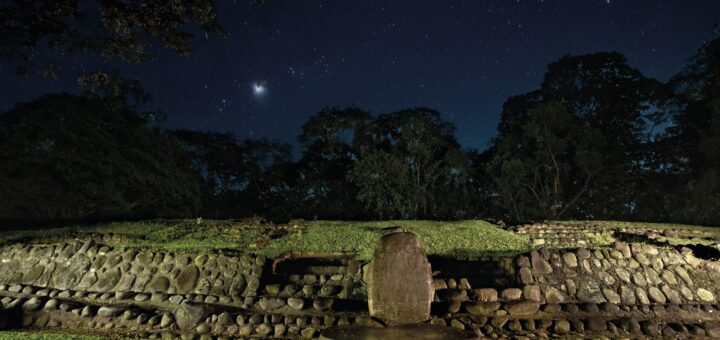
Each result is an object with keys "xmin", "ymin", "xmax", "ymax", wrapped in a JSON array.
[
  {"xmin": 485, "ymin": 52, "xmax": 665, "ymax": 222},
  {"xmin": 349, "ymin": 108, "xmax": 471, "ymax": 219},
  {"xmin": 0, "ymin": 0, "xmax": 224, "ymax": 77},
  {"xmin": 0, "ymin": 94, "xmax": 202, "ymax": 221},
  {"xmin": 295, "ymin": 107, "xmax": 372, "ymax": 219},
  {"xmin": 662, "ymin": 36, "xmax": 720, "ymax": 225},
  {"xmin": 485, "ymin": 102, "xmax": 601, "ymax": 221},
  {"xmin": 171, "ymin": 130, "xmax": 294, "ymax": 219}
]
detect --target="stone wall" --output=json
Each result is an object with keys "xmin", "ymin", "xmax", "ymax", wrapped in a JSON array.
[
  {"xmin": 426, "ymin": 241, "xmax": 720, "ymax": 338},
  {"xmin": 3, "ymin": 228, "xmax": 720, "ymax": 338},
  {"xmin": 0, "ymin": 239, "xmax": 368, "ymax": 338},
  {"xmin": 514, "ymin": 223, "xmax": 613, "ymax": 247},
  {"xmin": 0, "ymin": 240, "xmax": 263, "ymax": 301},
  {"xmin": 519, "ymin": 243, "xmax": 719, "ymax": 306}
]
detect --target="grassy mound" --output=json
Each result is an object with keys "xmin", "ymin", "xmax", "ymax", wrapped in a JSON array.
[
  {"xmin": 0, "ymin": 219, "xmax": 529, "ymax": 260},
  {"xmin": 3, "ymin": 219, "xmax": 716, "ymax": 262}
]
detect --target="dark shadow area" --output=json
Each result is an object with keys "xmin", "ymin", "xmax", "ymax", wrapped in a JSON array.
[
  {"xmin": 429, "ymin": 256, "xmax": 517, "ymax": 289},
  {"xmin": 615, "ymin": 231, "xmax": 720, "ymax": 261},
  {"xmin": 0, "ymin": 307, "xmax": 22, "ymax": 330},
  {"xmin": 613, "ymin": 232, "xmax": 666, "ymax": 246},
  {"xmin": 680, "ymin": 244, "xmax": 720, "ymax": 261},
  {"xmin": 272, "ymin": 258, "xmax": 349, "ymax": 275}
]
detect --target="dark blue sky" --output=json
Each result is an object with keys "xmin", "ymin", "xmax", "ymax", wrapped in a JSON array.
[{"xmin": 1, "ymin": 0, "xmax": 719, "ymax": 151}]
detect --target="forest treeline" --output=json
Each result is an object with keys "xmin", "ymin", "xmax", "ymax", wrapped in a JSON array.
[{"xmin": 1, "ymin": 36, "xmax": 719, "ymax": 226}]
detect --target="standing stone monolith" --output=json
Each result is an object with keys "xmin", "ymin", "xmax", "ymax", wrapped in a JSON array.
[{"xmin": 367, "ymin": 231, "xmax": 433, "ymax": 324}]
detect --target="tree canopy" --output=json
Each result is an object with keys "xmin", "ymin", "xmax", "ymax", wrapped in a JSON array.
[
  {"xmin": 0, "ymin": 93, "xmax": 202, "ymax": 222},
  {"xmin": 2, "ymin": 38, "xmax": 720, "ymax": 226},
  {"xmin": 1, "ymin": 0, "xmax": 223, "ymax": 76}
]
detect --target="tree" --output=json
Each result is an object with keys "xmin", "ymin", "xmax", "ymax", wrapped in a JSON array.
[
  {"xmin": 349, "ymin": 108, "xmax": 471, "ymax": 219},
  {"xmin": 485, "ymin": 102, "xmax": 601, "ymax": 221},
  {"xmin": 296, "ymin": 107, "xmax": 372, "ymax": 219},
  {"xmin": 0, "ymin": 94, "xmax": 202, "ymax": 221},
  {"xmin": 540, "ymin": 52, "xmax": 666, "ymax": 218},
  {"xmin": 172, "ymin": 130, "xmax": 294, "ymax": 219},
  {"xmin": 1, "ymin": 0, "xmax": 224, "ymax": 76},
  {"xmin": 662, "ymin": 35, "xmax": 720, "ymax": 225},
  {"xmin": 485, "ymin": 52, "xmax": 666, "ymax": 222}
]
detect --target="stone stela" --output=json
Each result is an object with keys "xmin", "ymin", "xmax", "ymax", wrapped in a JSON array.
[{"xmin": 367, "ymin": 231, "xmax": 433, "ymax": 325}]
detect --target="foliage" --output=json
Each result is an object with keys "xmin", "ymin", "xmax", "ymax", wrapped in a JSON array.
[
  {"xmin": 2, "ymin": 38, "xmax": 720, "ymax": 226},
  {"xmin": 0, "ymin": 94, "xmax": 202, "ymax": 221},
  {"xmin": 295, "ymin": 107, "xmax": 372, "ymax": 219},
  {"xmin": 0, "ymin": 0, "xmax": 224, "ymax": 75},
  {"xmin": 486, "ymin": 102, "xmax": 600, "ymax": 220},
  {"xmin": 171, "ymin": 130, "xmax": 294, "ymax": 219},
  {"xmin": 660, "ymin": 36, "xmax": 720, "ymax": 225},
  {"xmin": 349, "ymin": 108, "xmax": 473, "ymax": 219},
  {"xmin": 484, "ymin": 52, "xmax": 668, "ymax": 222}
]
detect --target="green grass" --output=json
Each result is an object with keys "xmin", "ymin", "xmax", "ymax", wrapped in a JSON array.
[
  {"xmin": 1, "ymin": 219, "xmax": 530, "ymax": 260},
  {"xmin": 4, "ymin": 219, "xmax": 716, "ymax": 261},
  {"xmin": 261, "ymin": 220, "xmax": 531, "ymax": 260},
  {"xmin": 0, "ymin": 331, "xmax": 104, "ymax": 340}
]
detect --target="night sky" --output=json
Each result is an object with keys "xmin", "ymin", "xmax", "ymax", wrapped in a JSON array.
[{"xmin": 1, "ymin": 0, "xmax": 719, "ymax": 151}]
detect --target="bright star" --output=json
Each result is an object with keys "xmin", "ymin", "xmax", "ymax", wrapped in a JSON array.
[{"xmin": 253, "ymin": 83, "xmax": 266, "ymax": 95}]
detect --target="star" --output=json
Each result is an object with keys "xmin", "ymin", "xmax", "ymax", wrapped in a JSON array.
[{"xmin": 253, "ymin": 83, "xmax": 266, "ymax": 95}]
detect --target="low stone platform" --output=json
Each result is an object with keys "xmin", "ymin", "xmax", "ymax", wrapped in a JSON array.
[{"xmin": 1, "ymin": 222, "xmax": 720, "ymax": 338}]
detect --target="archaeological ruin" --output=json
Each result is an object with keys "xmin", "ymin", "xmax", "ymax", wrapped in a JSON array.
[{"xmin": 2, "ymin": 222, "xmax": 720, "ymax": 338}]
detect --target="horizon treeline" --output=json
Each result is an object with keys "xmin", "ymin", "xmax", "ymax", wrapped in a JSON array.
[{"xmin": 1, "ymin": 36, "xmax": 719, "ymax": 226}]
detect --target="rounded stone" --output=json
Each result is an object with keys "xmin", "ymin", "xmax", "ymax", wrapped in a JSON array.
[
  {"xmin": 313, "ymin": 297, "xmax": 333, "ymax": 311},
  {"xmin": 174, "ymin": 266, "xmax": 200, "ymax": 294},
  {"xmin": 148, "ymin": 276, "xmax": 170, "ymax": 292},
  {"xmin": 648, "ymin": 287, "xmax": 666, "ymax": 304},
  {"xmin": 602, "ymin": 288, "xmax": 622, "ymax": 304},
  {"xmin": 288, "ymin": 297, "xmax": 305, "ymax": 310},
  {"xmin": 500, "ymin": 288, "xmax": 522, "ymax": 300},
  {"xmin": 196, "ymin": 323, "xmax": 210, "ymax": 334},
  {"xmin": 475, "ymin": 288, "xmax": 498, "ymax": 302},
  {"xmin": 632, "ymin": 272, "xmax": 648, "ymax": 287},
  {"xmin": 598, "ymin": 271, "xmax": 616, "ymax": 286},
  {"xmin": 636, "ymin": 287, "xmax": 650, "ymax": 305},
  {"xmin": 97, "ymin": 306, "xmax": 124, "ymax": 317},
  {"xmin": 577, "ymin": 278, "xmax": 606, "ymax": 303},
  {"xmin": 554, "ymin": 320, "xmax": 571, "ymax": 334},
  {"xmin": 173, "ymin": 302, "xmax": 209, "ymax": 331},
  {"xmin": 523, "ymin": 285, "xmax": 542, "ymax": 302},
  {"xmin": 238, "ymin": 324, "xmax": 253, "ymax": 336},
  {"xmin": 620, "ymin": 286, "xmax": 636, "ymax": 305},
  {"xmin": 545, "ymin": 287, "xmax": 565, "ymax": 304},
  {"xmin": 160, "ymin": 313, "xmax": 174, "ymax": 328},
  {"xmin": 259, "ymin": 297, "xmax": 285, "ymax": 310},
  {"xmin": 661, "ymin": 286, "xmax": 682, "ymax": 304},
  {"xmin": 661, "ymin": 270, "xmax": 678, "ymax": 285},
  {"xmin": 22, "ymin": 297, "xmax": 43, "ymax": 311},
  {"xmin": 614, "ymin": 268, "xmax": 631, "ymax": 283},
  {"xmin": 697, "ymin": 288, "xmax": 715, "ymax": 302},
  {"xmin": 563, "ymin": 253, "xmax": 578, "ymax": 267}
]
